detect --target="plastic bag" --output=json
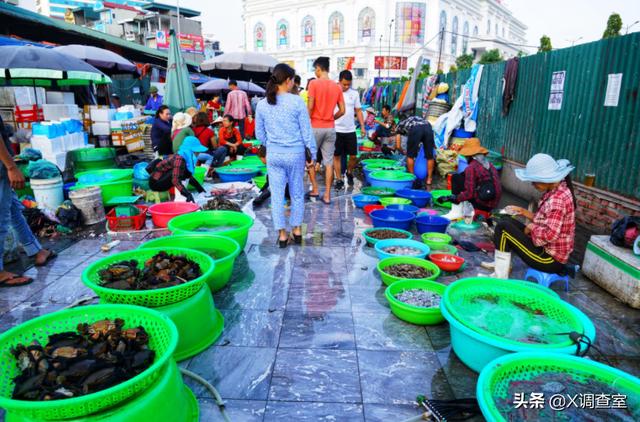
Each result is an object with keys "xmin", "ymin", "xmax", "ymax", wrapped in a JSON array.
[
  {"xmin": 27, "ymin": 159, "xmax": 61, "ymax": 179},
  {"xmin": 435, "ymin": 150, "xmax": 458, "ymax": 176},
  {"xmin": 134, "ymin": 162, "xmax": 150, "ymax": 180},
  {"xmin": 56, "ymin": 200, "xmax": 82, "ymax": 229},
  {"xmin": 18, "ymin": 148, "xmax": 42, "ymax": 162}
]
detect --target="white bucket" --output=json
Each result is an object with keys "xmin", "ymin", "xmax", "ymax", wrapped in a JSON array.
[
  {"xmin": 69, "ymin": 186, "xmax": 106, "ymax": 225},
  {"xmin": 31, "ymin": 176, "xmax": 64, "ymax": 211}
]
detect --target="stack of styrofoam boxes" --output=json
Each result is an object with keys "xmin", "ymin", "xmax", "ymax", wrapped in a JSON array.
[
  {"xmin": 30, "ymin": 120, "xmax": 90, "ymax": 170},
  {"xmin": 90, "ymin": 107, "xmax": 115, "ymax": 138},
  {"xmin": 110, "ymin": 106, "xmax": 143, "ymax": 151}
]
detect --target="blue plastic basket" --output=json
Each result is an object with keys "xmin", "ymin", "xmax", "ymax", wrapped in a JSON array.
[
  {"xmin": 453, "ymin": 128, "xmax": 474, "ymax": 138},
  {"xmin": 370, "ymin": 209, "xmax": 415, "ymax": 230},
  {"xmin": 395, "ymin": 189, "xmax": 433, "ymax": 207},
  {"xmin": 352, "ymin": 194, "xmax": 380, "ymax": 208},
  {"xmin": 369, "ymin": 172, "xmax": 416, "ymax": 191},
  {"xmin": 386, "ymin": 204, "xmax": 420, "ymax": 214},
  {"xmin": 374, "ymin": 238, "xmax": 431, "ymax": 260},
  {"xmin": 416, "ymin": 215, "xmax": 450, "ymax": 234},
  {"xmin": 216, "ymin": 167, "xmax": 260, "ymax": 182}
]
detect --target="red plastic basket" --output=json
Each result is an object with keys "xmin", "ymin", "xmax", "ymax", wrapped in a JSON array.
[
  {"xmin": 106, "ymin": 205, "xmax": 148, "ymax": 231},
  {"xmin": 15, "ymin": 105, "xmax": 43, "ymax": 122}
]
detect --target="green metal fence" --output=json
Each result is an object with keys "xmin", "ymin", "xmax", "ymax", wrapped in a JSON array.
[{"xmin": 435, "ymin": 33, "xmax": 640, "ymax": 199}]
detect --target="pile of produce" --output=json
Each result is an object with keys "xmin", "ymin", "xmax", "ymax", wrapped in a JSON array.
[
  {"xmin": 394, "ymin": 289, "xmax": 441, "ymax": 308},
  {"xmin": 202, "ymin": 196, "xmax": 241, "ymax": 212},
  {"xmin": 384, "ymin": 263, "xmax": 432, "ymax": 279},
  {"xmin": 11, "ymin": 319, "xmax": 154, "ymax": 401},
  {"xmin": 382, "ymin": 246, "xmax": 423, "ymax": 256},
  {"xmin": 98, "ymin": 252, "xmax": 202, "ymax": 291},
  {"xmin": 367, "ymin": 229, "xmax": 408, "ymax": 240}
]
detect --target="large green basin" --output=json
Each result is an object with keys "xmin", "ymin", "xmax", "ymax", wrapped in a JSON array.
[{"xmin": 168, "ymin": 210, "xmax": 254, "ymax": 249}]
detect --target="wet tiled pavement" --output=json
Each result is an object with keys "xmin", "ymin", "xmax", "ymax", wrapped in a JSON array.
[{"xmin": 1, "ymin": 184, "xmax": 639, "ymax": 421}]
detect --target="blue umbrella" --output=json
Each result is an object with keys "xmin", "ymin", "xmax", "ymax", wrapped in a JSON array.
[{"xmin": 196, "ymin": 79, "xmax": 265, "ymax": 96}]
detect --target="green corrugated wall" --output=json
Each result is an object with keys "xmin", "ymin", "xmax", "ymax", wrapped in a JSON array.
[{"xmin": 432, "ymin": 33, "xmax": 640, "ymax": 199}]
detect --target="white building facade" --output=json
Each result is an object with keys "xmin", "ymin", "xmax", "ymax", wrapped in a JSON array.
[{"xmin": 242, "ymin": 0, "xmax": 527, "ymax": 87}]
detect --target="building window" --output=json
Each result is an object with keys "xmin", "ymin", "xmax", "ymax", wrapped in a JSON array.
[
  {"xmin": 462, "ymin": 21, "xmax": 469, "ymax": 53},
  {"xmin": 395, "ymin": 2, "xmax": 426, "ymax": 45},
  {"xmin": 439, "ymin": 11, "xmax": 447, "ymax": 45},
  {"xmin": 451, "ymin": 16, "xmax": 458, "ymax": 55},
  {"xmin": 358, "ymin": 7, "xmax": 376, "ymax": 42},
  {"xmin": 276, "ymin": 19, "xmax": 289, "ymax": 49},
  {"xmin": 487, "ymin": 19, "xmax": 491, "ymax": 34},
  {"xmin": 254, "ymin": 22, "xmax": 265, "ymax": 51},
  {"xmin": 473, "ymin": 25, "xmax": 479, "ymax": 37},
  {"xmin": 301, "ymin": 16, "xmax": 315, "ymax": 46},
  {"xmin": 328, "ymin": 11, "xmax": 344, "ymax": 45}
]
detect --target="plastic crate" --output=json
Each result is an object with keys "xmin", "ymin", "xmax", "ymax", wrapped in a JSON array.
[
  {"xmin": 106, "ymin": 205, "xmax": 148, "ymax": 231},
  {"xmin": 14, "ymin": 105, "xmax": 43, "ymax": 122}
]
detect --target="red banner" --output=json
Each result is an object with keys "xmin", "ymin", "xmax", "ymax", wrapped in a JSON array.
[{"xmin": 374, "ymin": 56, "xmax": 408, "ymax": 70}]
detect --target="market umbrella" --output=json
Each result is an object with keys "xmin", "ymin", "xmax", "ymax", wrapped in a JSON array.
[
  {"xmin": 196, "ymin": 79, "xmax": 265, "ymax": 96},
  {"xmin": 0, "ymin": 45, "xmax": 111, "ymax": 87},
  {"xmin": 163, "ymin": 29, "xmax": 197, "ymax": 113},
  {"xmin": 200, "ymin": 51, "xmax": 278, "ymax": 83},
  {"xmin": 52, "ymin": 44, "xmax": 137, "ymax": 73}
]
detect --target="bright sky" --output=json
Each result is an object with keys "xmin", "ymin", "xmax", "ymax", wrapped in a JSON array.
[{"xmin": 179, "ymin": 0, "xmax": 640, "ymax": 52}]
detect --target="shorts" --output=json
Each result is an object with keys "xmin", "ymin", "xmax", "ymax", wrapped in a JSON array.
[
  {"xmin": 406, "ymin": 124, "xmax": 435, "ymax": 159},
  {"xmin": 334, "ymin": 132, "xmax": 357, "ymax": 157},
  {"xmin": 313, "ymin": 128, "xmax": 336, "ymax": 166}
]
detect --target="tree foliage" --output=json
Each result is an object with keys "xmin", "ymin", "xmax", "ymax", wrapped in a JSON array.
[
  {"xmin": 478, "ymin": 49, "xmax": 503, "ymax": 64},
  {"xmin": 455, "ymin": 53, "xmax": 474, "ymax": 70},
  {"xmin": 538, "ymin": 35, "xmax": 552, "ymax": 52},
  {"xmin": 603, "ymin": 13, "xmax": 622, "ymax": 38}
]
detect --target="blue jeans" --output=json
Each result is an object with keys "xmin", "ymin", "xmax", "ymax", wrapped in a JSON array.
[
  {"xmin": 0, "ymin": 171, "xmax": 42, "ymax": 271},
  {"xmin": 197, "ymin": 148, "xmax": 227, "ymax": 167}
]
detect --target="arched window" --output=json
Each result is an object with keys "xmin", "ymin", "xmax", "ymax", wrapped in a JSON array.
[
  {"xmin": 473, "ymin": 25, "xmax": 479, "ymax": 37},
  {"xmin": 487, "ymin": 19, "xmax": 491, "ymax": 34},
  {"xmin": 358, "ymin": 7, "xmax": 375, "ymax": 42},
  {"xmin": 301, "ymin": 16, "xmax": 315, "ymax": 47},
  {"xmin": 439, "ymin": 11, "xmax": 447, "ymax": 46},
  {"xmin": 328, "ymin": 11, "xmax": 344, "ymax": 45},
  {"xmin": 254, "ymin": 22, "xmax": 265, "ymax": 51},
  {"xmin": 276, "ymin": 19, "xmax": 289, "ymax": 48},
  {"xmin": 462, "ymin": 21, "xmax": 469, "ymax": 53},
  {"xmin": 451, "ymin": 16, "xmax": 458, "ymax": 55}
]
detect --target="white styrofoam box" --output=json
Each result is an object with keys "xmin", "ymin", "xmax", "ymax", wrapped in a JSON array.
[
  {"xmin": 72, "ymin": 132, "xmax": 85, "ymax": 149},
  {"xmin": 92, "ymin": 122, "xmax": 111, "ymax": 136},
  {"xmin": 42, "ymin": 104, "xmax": 80, "ymax": 121},
  {"xmin": 90, "ymin": 108, "xmax": 115, "ymax": 122},
  {"xmin": 62, "ymin": 134, "xmax": 74, "ymax": 151},
  {"xmin": 110, "ymin": 120, "xmax": 123, "ymax": 130},
  {"xmin": 13, "ymin": 87, "xmax": 46, "ymax": 106},
  {"xmin": 117, "ymin": 105, "xmax": 135, "ymax": 113},
  {"xmin": 31, "ymin": 135, "xmax": 65, "ymax": 156},
  {"xmin": 45, "ymin": 91, "xmax": 75, "ymax": 105},
  {"xmin": 43, "ymin": 152, "xmax": 66, "ymax": 171}
]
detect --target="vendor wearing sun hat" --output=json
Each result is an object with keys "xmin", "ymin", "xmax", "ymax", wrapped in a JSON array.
[
  {"xmin": 171, "ymin": 112, "xmax": 194, "ymax": 153},
  {"xmin": 436, "ymin": 138, "xmax": 502, "ymax": 221},
  {"xmin": 483, "ymin": 153, "xmax": 579, "ymax": 279}
]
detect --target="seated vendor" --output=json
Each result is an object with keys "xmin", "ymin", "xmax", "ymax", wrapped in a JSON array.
[
  {"xmin": 369, "ymin": 105, "xmax": 396, "ymax": 142},
  {"xmin": 483, "ymin": 153, "xmax": 577, "ymax": 279},
  {"xmin": 218, "ymin": 114, "xmax": 246, "ymax": 159},
  {"xmin": 435, "ymin": 138, "xmax": 501, "ymax": 221},
  {"xmin": 147, "ymin": 136, "xmax": 206, "ymax": 203}
]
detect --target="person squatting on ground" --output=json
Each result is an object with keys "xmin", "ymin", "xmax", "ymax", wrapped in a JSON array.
[
  {"xmin": 484, "ymin": 153, "xmax": 578, "ymax": 278},
  {"xmin": 395, "ymin": 113, "xmax": 435, "ymax": 187},
  {"xmin": 256, "ymin": 63, "xmax": 317, "ymax": 248},
  {"xmin": 0, "ymin": 116, "xmax": 55, "ymax": 287},
  {"xmin": 436, "ymin": 138, "xmax": 502, "ymax": 221},
  {"xmin": 147, "ymin": 136, "xmax": 206, "ymax": 203},
  {"xmin": 218, "ymin": 115, "xmax": 246, "ymax": 160},
  {"xmin": 306, "ymin": 56, "xmax": 345, "ymax": 205},
  {"xmin": 333, "ymin": 70, "xmax": 365, "ymax": 189}
]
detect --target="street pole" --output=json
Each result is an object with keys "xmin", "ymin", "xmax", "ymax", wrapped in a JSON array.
[
  {"xmin": 388, "ymin": 19, "xmax": 394, "ymax": 78},
  {"xmin": 437, "ymin": 26, "xmax": 444, "ymax": 73},
  {"xmin": 378, "ymin": 35, "xmax": 382, "ymax": 78}
]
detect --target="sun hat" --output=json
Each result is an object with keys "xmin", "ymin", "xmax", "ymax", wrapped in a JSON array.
[
  {"xmin": 149, "ymin": 86, "xmax": 158, "ymax": 94},
  {"xmin": 213, "ymin": 116, "xmax": 223, "ymax": 125},
  {"xmin": 457, "ymin": 138, "xmax": 488, "ymax": 157},
  {"xmin": 172, "ymin": 112, "xmax": 192, "ymax": 132},
  {"xmin": 634, "ymin": 236, "xmax": 640, "ymax": 256},
  {"xmin": 515, "ymin": 153, "xmax": 575, "ymax": 183},
  {"xmin": 365, "ymin": 107, "xmax": 377, "ymax": 115}
]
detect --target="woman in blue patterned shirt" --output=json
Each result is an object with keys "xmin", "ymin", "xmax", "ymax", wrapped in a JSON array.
[{"xmin": 256, "ymin": 64, "xmax": 317, "ymax": 248}]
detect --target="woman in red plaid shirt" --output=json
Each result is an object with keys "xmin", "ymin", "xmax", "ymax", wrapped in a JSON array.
[{"xmin": 485, "ymin": 153, "xmax": 578, "ymax": 278}]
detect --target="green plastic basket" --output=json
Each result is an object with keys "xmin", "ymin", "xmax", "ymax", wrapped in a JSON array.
[
  {"xmin": 370, "ymin": 171, "xmax": 416, "ymax": 181},
  {"xmin": 360, "ymin": 158, "xmax": 398, "ymax": 167},
  {"xmin": 82, "ymin": 247, "xmax": 215, "ymax": 308},
  {"xmin": 385, "ymin": 279, "xmax": 446, "ymax": 325},
  {"xmin": 431, "ymin": 190, "xmax": 453, "ymax": 209},
  {"xmin": 75, "ymin": 169, "xmax": 133, "ymax": 184},
  {"xmin": 71, "ymin": 148, "xmax": 116, "ymax": 172},
  {"xmin": 428, "ymin": 244, "xmax": 459, "ymax": 255},
  {"xmin": 139, "ymin": 234, "xmax": 241, "ymax": 293},
  {"xmin": 377, "ymin": 256, "xmax": 441, "ymax": 286},
  {"xmin": 477, "ymin": 352, "xmax": 640, "ymax": 422},
  {"xmin": 187, "ymin": 167, "xmax": 206, "ymax": 191},
  {"xmin": 253, "ymin": 175, "xmax": 267, "ymax": 189},
  {"xmin": 0, "ymin": 304, "xmax": 178, "ymax": 421},
  {"xmin": 421, "ymin": 232, "xmax": 453, "ymax": 249},
  {"xmin": 362, "ymin": 227, "xmax": 413, "ymax": 246},
  {"xmin": 444, "ymin": 278, "xmax": 591, "ymax": 348},
  {"xmin": 168, "ymin": 210, "xmax": 254, "ymax": 249},
  {"xmin": 361, "ymin": 187, "xmax": 396, "ymax": 197},
  {"xmin": 379, "ymin": 197, "xmax": 413, "ymax": 206}
]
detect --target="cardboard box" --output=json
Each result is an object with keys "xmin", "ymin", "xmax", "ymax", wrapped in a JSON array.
[
  {"xmin": 111, "ymin": 132, "xmax": 125, "ymax": 146},
  {"xmin": 125, "ymin": 138, "xmax": 144, "ymax": 153},
  {"xmin": 92, "ymin": 122, "xmax": 111, "ymax": 136}
]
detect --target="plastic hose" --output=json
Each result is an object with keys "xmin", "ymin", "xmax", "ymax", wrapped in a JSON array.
[{"xmin": 180, "ymin": 367, "xmax": 231, "ymax": 422}]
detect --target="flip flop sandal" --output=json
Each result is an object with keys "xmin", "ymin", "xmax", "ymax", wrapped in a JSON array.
[
  {"xmin": 0, "ymin": 275, "xmax": 34, "ymax": 288},
  {"xmin": 321, "ymin": 198, "xmax": 332, "ymax": 205},
  {"xmin": 305, "ymin": 193, "xmax": 320, "ymax": 199},
  {"xmin": 35, "ymin": 251, "xmax": 57, "ymax": 267}
]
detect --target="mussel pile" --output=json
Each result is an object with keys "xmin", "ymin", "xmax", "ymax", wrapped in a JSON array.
[
  {"xmin": 11, "ymin": 319, "xmax": 154, "ymax": 401},
  {"xmin": 98, "ymin": 251, "xmax": 202, "ymax": 290},
  {"xmin": 202, "ymin": 196, "xmax": 241, "ymax": 212}
]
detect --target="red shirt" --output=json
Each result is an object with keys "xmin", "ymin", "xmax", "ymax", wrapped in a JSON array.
[
  {"xmin": 244, "ymin": 117, "xmax": 255, "ymax": 139},
  {"xmin": 193, "ymin": 126, "xmax": 214, "ymax": 148},
  {"xmin": 308, "ymin": 79, "xmax": 344, "ymax": 128},
  {"xmin": 218, "ymin": 126, "xmax": 242, "ymax": 146},
  {"xmin": 455, "ymin": 159, "xmax": 502, "ymax": 210},
  {"xmin": 530, "ymin": 181, "xmax": 576, "ymax": 263}
]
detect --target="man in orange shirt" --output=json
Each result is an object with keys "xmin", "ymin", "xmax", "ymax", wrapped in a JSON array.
[{"xmin": 307, "ymin": 57, "xmax": 345, "ymax": 204}]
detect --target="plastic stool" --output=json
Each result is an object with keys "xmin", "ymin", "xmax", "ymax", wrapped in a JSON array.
[{"xmin": 524, "ymin": 268, "xmax": 570, "ymax": 292}]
